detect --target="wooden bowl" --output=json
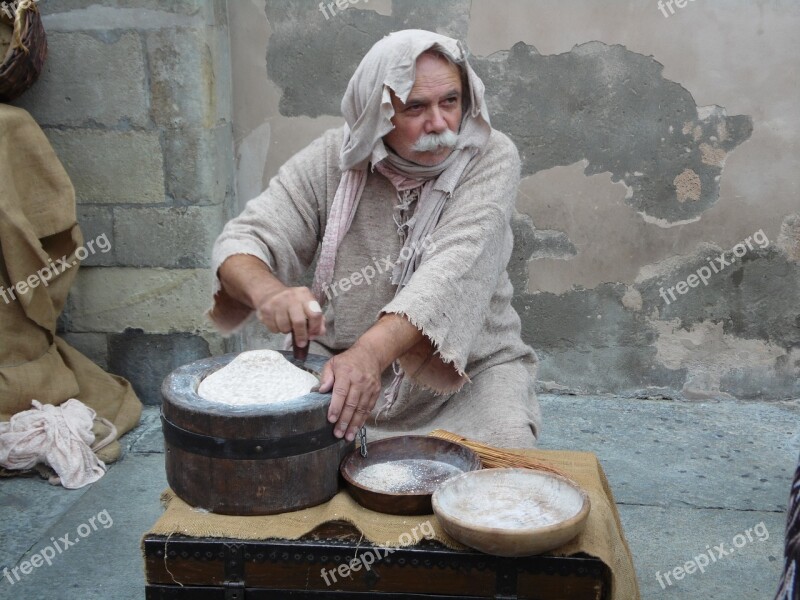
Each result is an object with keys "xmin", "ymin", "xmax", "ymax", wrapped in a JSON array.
[
  {"xmin": 432, "ymin": 468, "xmax": 591, "ymax": 556},
  {"xmin": 340, "ymin": 435, "xmax": 482, "ymax": 515}
]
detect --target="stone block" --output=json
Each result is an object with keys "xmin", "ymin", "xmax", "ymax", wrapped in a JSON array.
[
  {"xmin": 0, "ymin": 473, "xmax": 92, "ymax": 575},
  {"xmin": 13, "ymin": 31, "xmax": 149, "ymax": 128},
  {"xmin": 162, "ymin": 124, "xmax": 234, "ymax": 205},
  {"xmin": 198, "ymin": 330, "xmax": 230, "ymax": 356},
  {"xmin": 113, "ymin": 206, "xmax": 224, "ymax": 268},
  {"xmin": 76, "ymin": 206, "xmax": 114, "ymax": 266},
  {"xmin": 0, "ymin": 454, "xmax": 168, "ymax": 599},
  {"xmin": 66, "ymin": 267, "xmax": 213, "ymax": 333},
  {"xmin": 45, "ymin": 129, "xmax": 165, "ymax": 205},
  {"xmin": 125, "ymin": 406, "xmax": 163, "ymax": 453},
  {"xmin": 108, "ymin": 329, "xmax": 211, "ymax": 405},
  {"xmin": 59, "ymin": 332, "xmax": 109, "ymax": 370},
  {"xmin": 536, "ymin": 395, "xmax": 798, "ymax": 511},
  {"xmin": 39, "ymin": 0, "xmax": 204, "ymax": 18},
  {"xmin": 146, "ymin": 26, "xmax": 230, "ymax": 129},
  {"xmin": 618, "ymin": 505, "xmax": 785, "ymax": 600},
  {"xmin": 529, "ymin": 229, "xmax": 578, "ymax": 260}
]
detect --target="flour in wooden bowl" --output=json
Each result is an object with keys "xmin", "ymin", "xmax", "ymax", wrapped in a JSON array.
[
  {"xmin": 432, "ymin": 469, "xmax": 591, "ymax": 556},
  {"xmin": 197, "ymin": 349, "xmax": 319, "ymax": 406},
  {"xmin": 353, "ymin": 459, "xmax": 464, "ymax": 494},
  {"xmin": 435, "ymin": 469, "xmax": 585, "ymax": 530}
]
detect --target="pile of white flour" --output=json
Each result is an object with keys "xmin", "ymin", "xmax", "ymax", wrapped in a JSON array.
[
  {"xmin": 197, "ymin": 349, "xmax": 319, "ymax": 406},
  {"xmin": 435, "ymin": 471, "xmax": 584, "ymax": 529},
  {"xmin": 354, "ymin": 459, "xmax": 464, "ymax": 494}
]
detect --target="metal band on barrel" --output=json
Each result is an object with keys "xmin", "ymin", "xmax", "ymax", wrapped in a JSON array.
[{"xmin": 160, "ymin": 412, "xmax": 341, "ymax": 460}]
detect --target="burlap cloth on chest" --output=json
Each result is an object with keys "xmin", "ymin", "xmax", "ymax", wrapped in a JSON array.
[{"xmin": 145, "ymin": 448, "xmax": 640, "ymax": 599}]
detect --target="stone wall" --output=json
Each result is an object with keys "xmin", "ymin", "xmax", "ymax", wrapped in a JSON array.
[{"xmin": 13, "ymin": 0, "xmax": 236, "ymax": 404}]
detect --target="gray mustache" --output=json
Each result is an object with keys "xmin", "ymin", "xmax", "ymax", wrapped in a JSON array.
[{"xmin": 412, "ymin": 129, "xmax": 459, "ymax": 152}]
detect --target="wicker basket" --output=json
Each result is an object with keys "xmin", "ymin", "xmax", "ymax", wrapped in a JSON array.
[{"xmin": 0, "ymin": 0, "xmax": 47, "ymax": 103}]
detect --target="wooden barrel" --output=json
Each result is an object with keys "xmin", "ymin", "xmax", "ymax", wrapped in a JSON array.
[{"xmin": 161, "ymin": 351, "xmax": 353, "ymax": 515}]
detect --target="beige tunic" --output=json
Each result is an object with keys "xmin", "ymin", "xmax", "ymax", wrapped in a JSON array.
[{"xmin": 211, "ymin": 126, "xmax": 541, "ymax": 447}]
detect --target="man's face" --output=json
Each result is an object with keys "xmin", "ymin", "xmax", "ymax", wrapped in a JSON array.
[{"xmin": 383, "ymin": 52, "xmax": 463, "ymax": 166}]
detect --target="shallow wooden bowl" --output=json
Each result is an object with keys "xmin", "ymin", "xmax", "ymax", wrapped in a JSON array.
[
  {"xmin": 340, "ymin": 435, "xmax": 482, "ymax": 515},
  {"xmin": 432, "ymin": 468, "xmax": 591, "ymax": 556}
]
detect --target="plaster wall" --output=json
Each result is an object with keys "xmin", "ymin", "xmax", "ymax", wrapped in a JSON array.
[{"xmin": 229, "ymin": 0, "xmax": 799, "ymax": 400}]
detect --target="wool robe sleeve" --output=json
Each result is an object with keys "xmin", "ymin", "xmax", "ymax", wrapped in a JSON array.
[
  {"xmin": 379, "ymin": 131, "xmax": 522, "ymax": 392},
  {"xmin": 207, "ymin": 132, "xmax": 333, "ymax": 334}
]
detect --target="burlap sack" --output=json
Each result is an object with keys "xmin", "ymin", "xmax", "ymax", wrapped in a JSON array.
[{"xmin": 0, "ymin": 104, "xmax": 141, "ymax": 436}]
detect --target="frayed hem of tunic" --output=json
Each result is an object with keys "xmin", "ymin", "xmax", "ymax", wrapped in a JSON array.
[{"xmin": 380, "ymin": 309, "xmax": 472, "ymax": 395}]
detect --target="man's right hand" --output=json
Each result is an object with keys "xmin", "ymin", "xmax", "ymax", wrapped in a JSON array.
[
  {"xmin": 253, "ymin": 286, "xmax": 325, "ymax": 348},
  {"xmin": 217, "ymin": 255, "xmax": 326, "ymax": 347}
]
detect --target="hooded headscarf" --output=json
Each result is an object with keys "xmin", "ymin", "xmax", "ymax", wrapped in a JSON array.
[
  {"xmin": 308, "ymin": 29, "xmax": 492, "ymax": 412},
  {"xmin": 310, "ymin": 29, "xmax": 491, "ymax": 300}
]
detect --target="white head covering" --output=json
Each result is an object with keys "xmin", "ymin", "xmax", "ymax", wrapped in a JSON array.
[
  {"xmin": 311, "ymin": 29, "xmax": 492, "ymax": 302},
  {"xmin": 338, "ymin": 29, "xmax": 491, "ymax": 172}
]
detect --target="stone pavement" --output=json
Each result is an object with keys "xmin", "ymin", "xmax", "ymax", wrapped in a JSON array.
[{"xmin": 1, "ymin": 395, "xmax": 797, "ymax": 600}]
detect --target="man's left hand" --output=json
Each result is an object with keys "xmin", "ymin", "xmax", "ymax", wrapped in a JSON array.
[{"xmin": 316, "ymin": 342, "xmax": 383, "ymax": 441}]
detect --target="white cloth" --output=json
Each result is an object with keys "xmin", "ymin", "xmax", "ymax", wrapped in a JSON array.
[{"xmin": 0, "ymin": 398, "xmax": 108, "ymax": 488}]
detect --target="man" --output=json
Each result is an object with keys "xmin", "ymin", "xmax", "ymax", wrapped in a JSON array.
[{"xmin": 209, "ymin": 29, "xmax": 540, "ymax": 447}]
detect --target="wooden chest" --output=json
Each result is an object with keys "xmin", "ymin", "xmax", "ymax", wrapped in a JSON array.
[{"xmin": 143, "ymin": 521, "xmax": 610, "ymax": 599}]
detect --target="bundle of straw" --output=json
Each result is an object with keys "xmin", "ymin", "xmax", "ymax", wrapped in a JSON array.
[{"xmin": 429, "ymin": 429, "xmax": 571, "ymax": 480}]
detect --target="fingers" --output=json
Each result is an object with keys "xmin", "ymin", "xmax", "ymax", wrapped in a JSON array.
[
  {"xmin": 291, "ymin": 298, "xmax": 328, "ymax": 346},
  {"xmin": 255, "ymin": 288, "xmax": 326, "ymax": 339},
  {"xmin": 337, "ymin": 391, "xmax": 376, "ymax": 442},
  {"xmin": 317, "ymin": 360, "xmax": 334, "ymax": 394},
  {"xmin": 288, "ymin": 303, "xmax": 309, "ymax": 347},
  {"xmin": 328, "ymin": 379, "xmax": 350, "ymax": 429},
  {"xmin": 318, "ymin": 348, "xmax": 382, "ymax": 442},
  {"xmin": 306, "ymin": 299, "xmax": 326, "ymax": 337},
  {"xmin": 329, "ymin": 376, "xmax": 379, "ymax": 441}
]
